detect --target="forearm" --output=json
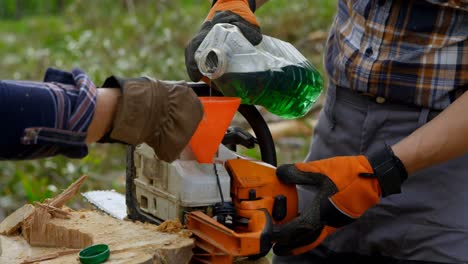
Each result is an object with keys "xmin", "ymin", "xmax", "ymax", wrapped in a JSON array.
[
  {"xmin": 392, "ymin": 91, "xmax": 468, "ymax": 174},
  {"xmin": 85, "ymin": 88, "xmax": 120, "ymax": 144},
  {"xmin": 0, "ymin": 68, "xmax": 100, "ymax": 160}
]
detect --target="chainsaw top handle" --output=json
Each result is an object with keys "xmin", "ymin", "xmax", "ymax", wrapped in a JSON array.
[{"xmin": 187, "ymin": 82, "xmax": 277, "ymax": 166}]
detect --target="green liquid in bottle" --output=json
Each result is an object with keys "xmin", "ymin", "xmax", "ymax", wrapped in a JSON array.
[{"xmin": 214, "ymin": 62, "xmax": 323, "ymax": 119}]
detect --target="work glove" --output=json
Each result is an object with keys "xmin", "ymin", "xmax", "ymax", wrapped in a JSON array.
[
  {"xmin": 99, "ymin": 76, "xmax": 204, "ymax": 163},
  {"xmin": 273, "ymin": 145, "xmax": 408, "ymax": 256},
  {"xmin": 185, "ymin": 0, "xmax": 261, "ymax": 82}
]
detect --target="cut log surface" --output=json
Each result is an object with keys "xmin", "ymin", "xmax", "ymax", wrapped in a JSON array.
[{"xmin": 0, "ymin": 210, "xmax": 194, "ymax": 264}]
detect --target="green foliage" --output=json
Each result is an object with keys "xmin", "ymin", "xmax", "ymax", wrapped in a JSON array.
[
  {"xmin": 0, "ymin": 0, "xmax": 337, "ymax": 215},
  {"xmin": 0, "ymin": 145, "xmax": 125, "ymax": 212},
  {"xmin": 0, "ymin": 0, "xmax": 71, "ymax": 19},
  {"xmin": 19, "ymin": 171, "xmax": 53, "ymax": 202},
  {"xmin": 0, "ymin": 0, "xmax": 337, "ymax": 82}
]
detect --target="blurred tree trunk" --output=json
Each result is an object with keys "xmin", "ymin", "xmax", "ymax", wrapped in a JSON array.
[
  {"xmin": 15, "ymin": 0, "xmax": 22, "ymax": 19},
  {"xmin": 56, "ymin": 0, "xmax": 65, "ymax": 12},
  {"xmin": 123, "ymin": 0, "xmax": 135, "ymax": 13}
]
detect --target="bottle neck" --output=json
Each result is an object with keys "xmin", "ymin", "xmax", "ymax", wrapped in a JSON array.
[{"xmin": 197, "ymin": 48, "xmax": 227, "ymax": 80}]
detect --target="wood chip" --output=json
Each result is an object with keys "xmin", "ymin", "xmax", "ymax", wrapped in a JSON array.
[
  {"xmin": 0, "ymin": 204, "xmax": 35, "ymax": 236},
  {"xmin": 34, "ymin": 202, "xmax": 71, "ymax": 219},
  {"xmin": 21, "ymin": 175, "xmax": 93, "ymax": 248},
  {"xmin": 49, "ymin": 175, "xmax": 88, "ymax": 208}
]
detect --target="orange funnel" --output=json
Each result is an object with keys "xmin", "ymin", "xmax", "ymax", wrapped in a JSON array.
[{"xmin": 189, "ymin": 97, "xmax": 241, "ymax": 163}]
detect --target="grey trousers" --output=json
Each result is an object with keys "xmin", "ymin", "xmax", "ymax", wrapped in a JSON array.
[{"xmin": 273, "ymin": 85, "xmax": 468, "ymax": 264}]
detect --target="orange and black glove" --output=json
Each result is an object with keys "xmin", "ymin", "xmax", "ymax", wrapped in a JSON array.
[
  {"xmin": 185, "ymin": 0, "xmax": 261, "ymax": 82},
  {"xmin": 273, "ymin": 145, "xmax": 408, "ymax": 256}
]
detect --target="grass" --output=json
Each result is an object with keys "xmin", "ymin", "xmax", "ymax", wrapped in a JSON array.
[{"xmin": 0, "ymin": 0, "xmax": 337, "ymax": 216}]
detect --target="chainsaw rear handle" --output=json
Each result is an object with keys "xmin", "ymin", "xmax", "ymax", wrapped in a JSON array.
[
  {"xmin": 125, "ymin": 82, "xmax": 277, "ymax": 224},
  {"xmin": 188, "ymin": 159, "xmax": 298, "ymax": 261}
]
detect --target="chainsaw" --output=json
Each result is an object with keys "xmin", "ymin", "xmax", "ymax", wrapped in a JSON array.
[{"xmin": 85, "ymin": 83, "xmax": 300, "ymax": 263}]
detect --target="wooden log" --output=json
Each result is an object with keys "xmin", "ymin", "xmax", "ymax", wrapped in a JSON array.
[{"xmin": 0, "ymin": 210, "xmax": 194, "ymax": 264}]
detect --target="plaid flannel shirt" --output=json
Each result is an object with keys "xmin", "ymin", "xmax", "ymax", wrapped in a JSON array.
[
  {"xmin": 0, "ymin": 68, "xmax": 97, "ymax": 160},
  {"xmin": 325, "ymin": 0, "xmax": 467, "ymax": 109}
]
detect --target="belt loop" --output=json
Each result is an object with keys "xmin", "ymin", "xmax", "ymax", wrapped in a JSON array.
[
  {"xmin": 418, "ymin": 108, "xmax": 430, "ymax": 125},
  {"xmin": 326, "ymin": 84, "xmax": 337, "ymax": 130}
]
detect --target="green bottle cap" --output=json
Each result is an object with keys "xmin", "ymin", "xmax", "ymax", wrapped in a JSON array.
[{"xmin": 79, "ymin": 244, "xmax": 110, "ymax": 264}]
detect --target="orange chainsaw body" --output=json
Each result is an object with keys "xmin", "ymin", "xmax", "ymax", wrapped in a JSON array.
[{"xmin": 187, "ymin": 159, "xmax": 298, "ymax": 263}]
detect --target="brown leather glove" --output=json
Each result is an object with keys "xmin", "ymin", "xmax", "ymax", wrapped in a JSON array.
[
  {"xmin": 185, "ymin": 0, "xmax": 261, "ymax": 82},
  {"xmin": 273, "ymin": 145, "xmax": 408, "ymax": 256},
  {"xmin": 100, "ymin": 76, "xmax": 203, "ymax": 163}
]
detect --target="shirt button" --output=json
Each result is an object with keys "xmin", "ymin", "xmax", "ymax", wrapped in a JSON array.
[
  {"xmin": 365, "ymin": 47, "xmax": 373, "ymax": 57},
  {"xmin": 376, "ymin": 97, "xmax": 386, "ymax": 104}
]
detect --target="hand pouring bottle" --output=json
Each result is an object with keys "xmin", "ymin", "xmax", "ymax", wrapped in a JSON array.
[{"xmin": 195, "ymin": 23, "xmax": 323, "ymax": 119}]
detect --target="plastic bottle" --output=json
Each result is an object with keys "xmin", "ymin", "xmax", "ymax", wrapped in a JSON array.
[{"xmin": 195, "ymin": 23, "xmax": 323, "ymax": 119}]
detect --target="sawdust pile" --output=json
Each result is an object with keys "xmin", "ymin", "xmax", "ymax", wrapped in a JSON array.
[
  {"xmin": 155, "ymin": 219, "xmax": 192, "ymax": 238},
  {"xmin": 156, "ymin": 219, "xmax": 183, "ymax": 233}
]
